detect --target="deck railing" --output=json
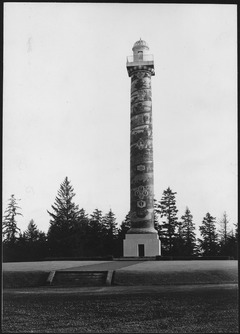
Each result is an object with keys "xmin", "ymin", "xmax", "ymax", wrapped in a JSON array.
[{"xmin": 126, "ymin": 54, "xmax": 154, "ymax": 64}]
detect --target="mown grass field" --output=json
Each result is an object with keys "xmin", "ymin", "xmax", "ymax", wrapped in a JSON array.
[
  {"xmin": 3, "ymin": 260, "xmax": 238, "ymax": 288},
  {"xmin": 2, "ymin": 285, "xmax": 238, "ymax": 333}
]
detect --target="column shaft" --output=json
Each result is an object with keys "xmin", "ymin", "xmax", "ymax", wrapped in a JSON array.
[{"xmin": 129, "ymin": 69, "xmax": 156, "ymax": 234}]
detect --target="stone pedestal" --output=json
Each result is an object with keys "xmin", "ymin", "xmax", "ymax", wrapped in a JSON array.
[{"xmin": 123, "ymin": 233, "xmax": 161, "ymax": 257}]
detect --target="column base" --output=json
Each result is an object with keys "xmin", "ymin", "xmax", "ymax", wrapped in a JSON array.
[{"xmin": 123, "ymin": 233, "xmax": 161, "ymax": 257}]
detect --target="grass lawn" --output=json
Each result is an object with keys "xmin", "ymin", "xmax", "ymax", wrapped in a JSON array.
[{"xmin": 2, "ymin": 286, "xmax": 238, "ymax": 333}]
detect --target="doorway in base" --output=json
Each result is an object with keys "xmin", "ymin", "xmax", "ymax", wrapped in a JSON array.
[{"xmin": 138, "ymin": 244, "xmax": 145, "ymax": 257}]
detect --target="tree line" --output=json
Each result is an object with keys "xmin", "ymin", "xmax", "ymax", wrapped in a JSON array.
[{"xmin": 2, "ymin": 177, "xmax": 238, "ymax": 261}]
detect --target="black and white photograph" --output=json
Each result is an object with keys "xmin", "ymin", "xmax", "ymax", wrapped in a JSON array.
[{"xmin": 2, "ymin": 2, "xmax": 238, "ymax": 333}]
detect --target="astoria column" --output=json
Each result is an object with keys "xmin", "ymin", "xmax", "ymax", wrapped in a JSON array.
[{"xmin": 123, "ymin": 39, "xmax": 161, "ymax": 257}]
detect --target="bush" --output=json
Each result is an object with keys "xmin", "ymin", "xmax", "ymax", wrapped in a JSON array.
[{"xmin": 155, "ymin": 255, "xmax": 233, "ymax": 261}]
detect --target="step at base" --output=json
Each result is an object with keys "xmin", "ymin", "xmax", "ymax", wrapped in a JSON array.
[{"xmin": 49, "ymin": 271, "xmax": 109, "ymax": 287}]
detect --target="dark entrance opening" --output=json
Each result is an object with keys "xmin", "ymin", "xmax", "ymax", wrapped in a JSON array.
[{"xmin": 138, "ymin": 244, "xmax": 145, "ymax": 257}]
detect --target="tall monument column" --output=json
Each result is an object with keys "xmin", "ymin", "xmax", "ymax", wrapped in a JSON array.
[{"xmin": 123, "ymin": 39, "xmax": 161, "ymax": 257}]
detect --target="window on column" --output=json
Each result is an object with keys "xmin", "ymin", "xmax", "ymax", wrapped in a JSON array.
[{"xmin": 138, "ymin": 51, "xmax": 143, "ymax": 60}]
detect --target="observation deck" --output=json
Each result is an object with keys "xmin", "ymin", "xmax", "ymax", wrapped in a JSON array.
[{"xmin": 126, "ymin": 54, "xmax": 155, "ymax": 76}]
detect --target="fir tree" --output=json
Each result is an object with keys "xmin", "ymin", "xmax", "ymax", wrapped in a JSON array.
[
  {"xmin": 103, "ymin": 209, "xmax": 118, "ymax": 237},
  {"xmin": 77, "ymin": 208, "xmax": 89, "ymax": 233},
  {"xmin": 71, "ymin": 208, "xmax": 89, "ymax": 256},
  {"xmin": 102, "ymin": 209, "xmax": 118, "ymax": 256},
  {"xmin": 118, "ymin": 211, "xmax": 131, "ymax": 239},
  {"xmin": 173, "ymin": 220, "xmax": 185, "ymax": 256},
  {"xmin": 218, "ymin": 212, "xmax": 237, "ymax": 258},
  {"xmin": 47, "ymin": 177, "xmax": 80, "ymax": 256},
  {"xmin": 218, "ymin": 212, "xmax": 230, "ymax": 248},
  {"xmin": 24, "ymin": 219, "xmax": 42, "ymax": 241},
  {"xmin": 2, "ymin": 194, "xmax": 22, "ymax": 242},
  {"xmin": 198, "ymin": 212, "xmax": 219, "ymax": 256},
  {"xmin": 21, "ymin": 220, "xmax": 47, "ymax": 260},
  {"xmin": 234, "ymin": 222, "xmax": 238, "ymax": 240},
  {"xmin": 88, "ymin": 209, "xmax": 104, "ymax": 238},
  {"xmin": 87, "ymin": 209, "xmax": 105, "ymax": 256},
  {"xmin": 116, "ymin": 212, "xmax": 131, "ymax": 257},
  {"xmin": 156, "ymin": 187, "xmax": 179, "ymax": 255},
  {"xmin": 180, "ymin": 207, "xmax": 196, "ymax": 256},
  {"xmin": 154, "ymin": 198, "xmax": 162, "ymax": 235},
  {"xmin": 233, "ymin": 223, "xmax": 238, "ymax": 259}
]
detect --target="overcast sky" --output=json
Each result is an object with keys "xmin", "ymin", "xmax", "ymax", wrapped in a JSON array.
[{"xmin": 3, "ymin": 3, "xmax": 237, "ymax": 236}]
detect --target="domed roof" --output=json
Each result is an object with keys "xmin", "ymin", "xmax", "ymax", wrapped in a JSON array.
[{"xmin": 132, "ymin": 38, "xmax": 149, "ymax": 51}]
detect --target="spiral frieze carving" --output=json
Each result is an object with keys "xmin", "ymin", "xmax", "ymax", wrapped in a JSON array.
[{"xmin": 130, "ymin": 69, "xmax": 155, "ymax": 231}]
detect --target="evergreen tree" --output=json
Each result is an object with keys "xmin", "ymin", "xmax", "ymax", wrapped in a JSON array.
[
  {"xmin": 198, "ymin": 212, "xmax": 219, "ymax": 256},
  {"xmin": 102, "ymin": 209, "xmax": 118, "ymax": 256},
  {"xmin": 116, "ymin": 212, "xmax": 131, "ymax": 257},
  {"xmin": 2, "ymin": 194, "xmax": 23, "ymax": 261},
  {"xmin": 233, "ymin": 223, "xmax": 238, "ymax": 259},
  {"xmin": 234, "ymin": 222, "xmax": 238, "ymax": 240},
  {"xmin": 173, "ymin": 220, "xmax": 185, "ymax": 256},
  {"xmin": 217, "ymin": 212, "xmax": 231, "ymax": 255},
  {"xmin": 180, "ymin": 207, "xmax": 196, "ymax": 256},
  {"xmin": 156, "ymin": 187, "xmax": 179, "ymax": 255},
  {"xmin": 47, "ymin": 177, "xmax": 80, "ymax": 257},
  {"xmin": 87, "ymin": 209, "xmax": 105, "ymax": 256},
  {"xmin": 24, "ymin": 219, "xmax": 41, "ymax": 241},
  {"xmin": 217, "ymin": 213, "xmax": 238, "ymax": 258},
  {"xmin": 21, "ymin": 220, "xmax": 47, "ymax": 260},
  {"xmin": 154, "ymin": 198, "xmax": 162, "ymax": 235},
  {"xmin": 222, "ymin": 232, "xmax": 238, "ymax": 259},
  {"xmin": 103, "ymin": 209, "xmax": 118, "ymax": 237},
  {"xmin": 118, "ymin": 212, "xmax": 131, "ymax": 239},
  {"xmin": 88, "ymin": 209, "xmax": 104, "ymax": 235},
  {"xmin": 71, "ymin": 208, "xmax": 90, "ymax": 256},
  {"xmin": 2, "ymin": 194, "xmax": 22, "ymax": 243},
  {"xmin": 218, "ymin": 212, "xmax": 229, "ymax": 244}
]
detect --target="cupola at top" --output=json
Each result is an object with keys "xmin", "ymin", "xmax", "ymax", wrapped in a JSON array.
[
  {"xmin": 132, "ymin": 38, "xmax": 150, "ymax": 62},
  {"xmin": 132, "ymin": 38, "xmax": 149, "ymax": 52},
  {"xmin": 126, "ymin": 38, "xmax": 154, "ymax": 77}
]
